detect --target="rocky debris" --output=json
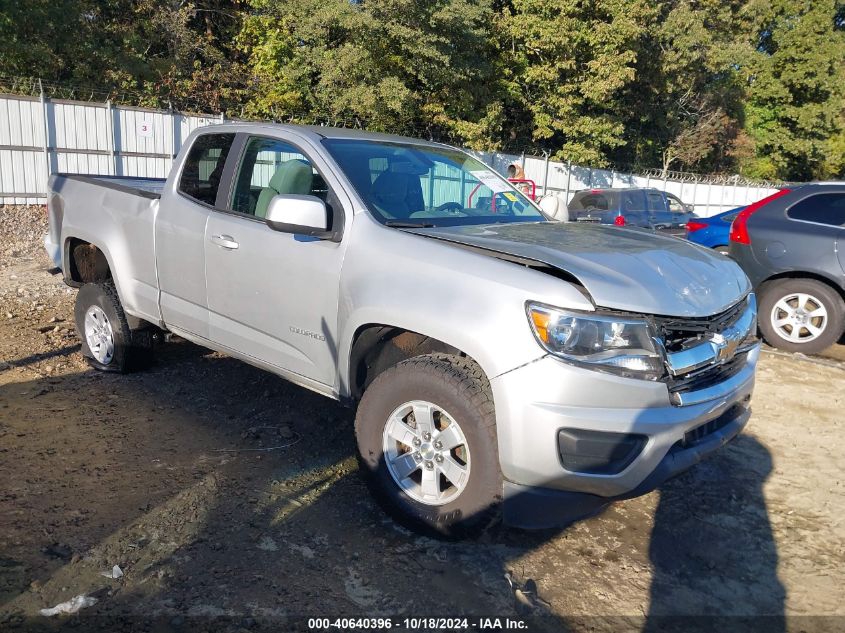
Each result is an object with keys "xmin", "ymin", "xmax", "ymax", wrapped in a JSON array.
[{"xmin": 39, "ymin": 594, "xmax": 97, "ymax": 617}]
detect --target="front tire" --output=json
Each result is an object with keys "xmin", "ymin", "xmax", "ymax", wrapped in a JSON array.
[
  {"xmin": 74, "ymin": 282, "xmax": 153, "ymax": 372},
  {"xmin": 758, "ymin": 278, "xmax": 845, "ymax": 354},
  {"xmin": 355, "ymin": 354, "xmax": 501, "ymax": 538}
]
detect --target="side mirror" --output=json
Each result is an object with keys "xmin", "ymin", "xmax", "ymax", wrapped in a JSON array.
[{"xmin": 265, "ymin": 194, "xmax": 330, "ymax": 238}]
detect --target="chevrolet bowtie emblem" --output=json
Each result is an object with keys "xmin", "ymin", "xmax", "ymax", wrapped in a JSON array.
[{"xmin": 709, "ymin": 332, "xmax": 741, "ymax": 362}]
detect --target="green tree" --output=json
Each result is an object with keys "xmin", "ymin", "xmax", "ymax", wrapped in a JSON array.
[
  {"xmin": 498, "ymin": 0, "xmax": 656, "ymax": 165},
  {"xmin": 741, "ymin": 0, "xmax": 845, "ymax": 180},
  {"xmin": 0, "ymin": 1, "xmax": 245, "ymax": 111},
  {"xmin": 624, "ymin": 0, "xmax": 748, "ymax": 174},
  {"xmin": 238, "ymin": 0, "xmax": 505, "ymax": 148}
]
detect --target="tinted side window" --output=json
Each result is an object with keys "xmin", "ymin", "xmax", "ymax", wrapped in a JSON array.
[
  {"xmin": 787, "ymin": 193, "xmax": 845, "ymax": 227},
  {"xmin": 621, "ymin": 190, "xmax": 647, "ymax": 212},
  {"xmin": 178, "ymin": 133, "xmax": 235, "ymax": 205},
  {"xmin": 230, "ymin": 136, "xmax": 330, "ymax": 218},
  {"xmin": 647, "ymin": 192, "xmax": 668, "ymax": 212}
]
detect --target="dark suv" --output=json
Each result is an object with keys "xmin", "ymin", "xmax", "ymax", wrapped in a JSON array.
[
  {"xmin": 567, "ymin": 187, "xmax": 696, "ymax": 234},
  {"xmin": 729, "ymin": 183, "xmax": 845, "ymax": 354}
]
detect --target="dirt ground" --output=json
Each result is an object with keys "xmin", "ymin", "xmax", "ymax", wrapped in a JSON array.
[{"xmin": 1, "ymin": 205, "xmax": 843, "ymax": 632}]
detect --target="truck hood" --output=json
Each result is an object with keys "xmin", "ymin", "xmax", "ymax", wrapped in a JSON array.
[{"xmin": 410, "ymin": 222, "xmax": 750, "ymax": 317}]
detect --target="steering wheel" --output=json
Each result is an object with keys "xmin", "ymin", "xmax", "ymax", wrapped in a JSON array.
[{"xmin": 435, "ymin": 201, "xmax": 465, "ymax": 214}]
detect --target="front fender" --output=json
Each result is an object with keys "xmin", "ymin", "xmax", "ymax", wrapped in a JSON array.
[{"xmin": 335, "ymin": 219, "xmax": 594, "ymax": 397}]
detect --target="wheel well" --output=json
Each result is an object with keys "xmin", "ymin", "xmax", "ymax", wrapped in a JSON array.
[
  {"xmin": 66, "ymin": 239, "xmax": 112, "ymax": 286},
  {"xmin": 349, "ymin": 326, "xmax": 473, "ymax": 400},
  {"xmin": 760, "ymin": 271, "xmax": 845, "ymax": 302}
]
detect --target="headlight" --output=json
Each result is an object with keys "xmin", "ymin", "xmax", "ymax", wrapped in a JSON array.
[
  {"xmin": 526, "ymin": 302, "xmax": 663, "ymax": 380},
  {"xmin": 744, "ymin": 293, "xmax": 758, "ymax": 344}
]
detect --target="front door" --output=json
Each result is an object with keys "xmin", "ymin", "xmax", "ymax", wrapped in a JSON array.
[
  {"xmin": 646, "ymin": 190, "xmax": 673, "ymax": 229},
  {"xmin": 203, "ymin": 134, "xmax": 349, "ymax": 388}
]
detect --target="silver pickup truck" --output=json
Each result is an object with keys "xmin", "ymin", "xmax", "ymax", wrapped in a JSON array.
[{"xmin": 45, "ymin": 123, "xmax": 759, "ymax": 536}]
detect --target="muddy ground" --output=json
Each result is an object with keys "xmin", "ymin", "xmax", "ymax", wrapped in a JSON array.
[{"xmin": 0, "ymin": 205, "xmax": 843, "ymax": 632}]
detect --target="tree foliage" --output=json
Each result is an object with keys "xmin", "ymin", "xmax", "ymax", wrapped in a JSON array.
[
  {"xmin": 1, "ymin": 0, "xmax": 843, "ymax": 180},
  {"xmin": 238, "ymin": 0, "xmax": 503, "ymax": 148}
]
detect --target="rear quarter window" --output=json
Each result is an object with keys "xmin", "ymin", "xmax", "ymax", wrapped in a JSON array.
[
  {"xmin": 787, "ymin": 193, "xmax": 845, "ymax": 227},
  {"xmin": 178, "ymin": 133, "xmax": 236, "ymax": 206}
]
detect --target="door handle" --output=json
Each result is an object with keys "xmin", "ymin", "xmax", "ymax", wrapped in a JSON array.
[{"xmin": 211, "ymin": 234, "xmax": 239, "ymax": 250}]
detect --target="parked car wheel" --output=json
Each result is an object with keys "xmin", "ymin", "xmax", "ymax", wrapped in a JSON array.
[
  {"xmin": 355, "ymin": 353, "xmax": 501, "ymax": 538},
  {"xmin": 74, "ymin": 282, "xmax": 153, "ymax": 372},
  {"xmin": 758, "ymin": 278, "xmax": 845, "ymax": 354}
]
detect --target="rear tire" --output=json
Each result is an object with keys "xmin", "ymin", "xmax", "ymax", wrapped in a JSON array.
[
  {"xmin": 757, "ymin": 278, "xmax": 844, "ymax": 354},
  {"xmin": 355, "ymin": 354, "xmax": 501, "ymax": 538},
  {"xmin": 74, "ymin": 282, "xmax": 153, "ymax": 373}
]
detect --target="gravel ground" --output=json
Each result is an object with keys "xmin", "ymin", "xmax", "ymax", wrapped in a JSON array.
[{"xmin": 0, "ymin": 205, "xmax": 843, "ymax": 632}]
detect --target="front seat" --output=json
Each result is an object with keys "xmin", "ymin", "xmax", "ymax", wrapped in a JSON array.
[
  {"xmin": 255, "ymin": 159, "xmax": 314, "ymax": 219},
  {"xmin": 371, "ymin": 171, "xmax": 424, "ymax": 219}
]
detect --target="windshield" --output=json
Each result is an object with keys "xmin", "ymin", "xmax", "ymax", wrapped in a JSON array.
[{"xmin": 322, "ymin": 138, "xmax": 547, "ymax": 227}]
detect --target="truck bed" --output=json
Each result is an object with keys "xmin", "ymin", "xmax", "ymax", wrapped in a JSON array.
[{"xmin": 55, "ymin": 174, "xmax": 166, "ymax": 199}]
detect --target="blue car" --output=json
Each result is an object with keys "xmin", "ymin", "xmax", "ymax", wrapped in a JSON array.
[{"xmin": 684, "ymin": 206, "xmax": 744, "ymax": 253}]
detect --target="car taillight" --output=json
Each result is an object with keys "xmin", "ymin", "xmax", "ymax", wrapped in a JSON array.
[
  {"xmin": 614, "ymin": 215, "xmax": 626, "ymax": 226},
  {"xmin": 685, "ymin": 220, "xmax": 709, "ymax": 233},
  {"xmin": 729, "ymin": 189, "xmax": 791, "ymax": 245}
]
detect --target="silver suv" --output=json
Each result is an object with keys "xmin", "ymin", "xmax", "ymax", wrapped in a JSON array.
[{"xmin": 46, "ymin": 124, "xmax": 759, "ymax": 536}]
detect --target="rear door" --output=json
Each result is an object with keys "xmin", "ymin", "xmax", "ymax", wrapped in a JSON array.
[
  {"xmin": 203, "ymin": 132, "xmax": 350, "ymax": 388},
  {"xmin": 155, "ymin": 132, "xmax": 236, "ymax": 338},
  {"xmin": 620, "ymin": 189, "xmax": 649, "ymax": 227},
  {"xmin": 782, "ymin": 191, "xmax": 845, "ymax": 279}
]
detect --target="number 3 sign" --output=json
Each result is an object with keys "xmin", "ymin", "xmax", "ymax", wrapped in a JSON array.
[{"xmin": 137, "ymin": 120, "xmax": 153, "ymax": 138}]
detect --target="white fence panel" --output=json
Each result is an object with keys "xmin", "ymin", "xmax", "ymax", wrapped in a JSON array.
[
  {"xmin": 0, "ymin": 93, "xmax": 780, "ymax": 212},
  {"xmin": 0, "ymin": 97, "xmax": 43, "ymax": 147}
]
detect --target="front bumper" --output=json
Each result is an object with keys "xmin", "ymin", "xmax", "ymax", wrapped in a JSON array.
[{"xmin": 491, "ymin": 344, "xmax": 759, "ymax": 528}]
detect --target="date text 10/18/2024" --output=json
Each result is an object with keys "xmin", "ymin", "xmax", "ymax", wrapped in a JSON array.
[{"xmin": 308, "ymin": 617, "xmax": 529, "ymax": 630}]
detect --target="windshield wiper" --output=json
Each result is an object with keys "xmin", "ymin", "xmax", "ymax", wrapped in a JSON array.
[{"xmin": 384, "ymin": 220, "xmax": 436, "ymax": 228}]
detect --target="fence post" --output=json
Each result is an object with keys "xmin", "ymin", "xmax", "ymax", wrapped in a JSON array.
[
  {"xmin": 105, "ymin": 99, "xmax": 117, "ymax": 175},
  {"xmin": 564, "ymin": 161, "xmax": 572, "ymax": 201},
  {"xmin": 542, "ymin": 151, "xmax": 550, "ymax": 196},
  {"xmin": 169, "ymin": 108, "xmax": 178, "ymax": 171},
  {"xmin": 38, "ymin": 79, "xmax": 52, "ymax": 193},
  {"xmin": 733, "ymin": 175, "xmax": 739, "ymax": 208},
  {"xmin": 692, "ymin": 176, "xmax": 699, "ymax": 215}
]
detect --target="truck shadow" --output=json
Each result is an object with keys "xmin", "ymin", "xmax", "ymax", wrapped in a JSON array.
[
  {"xmin": 0, "ymin": 340, "xmax": 784, "ymax": 632},
  {"xmin": 643, "ymin": 434, "xmax": 784, "ymax": 632}
]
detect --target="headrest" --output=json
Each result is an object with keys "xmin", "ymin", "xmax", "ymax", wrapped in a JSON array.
[
  {"xmin": 269, "ymin": 160, "xmax": 313, "ymax": 195},
  {"xmin": 372, "ymin": 171, "xmax": 411, "ymax": 205}
]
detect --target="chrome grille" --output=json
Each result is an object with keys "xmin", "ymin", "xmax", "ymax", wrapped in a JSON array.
[
  {"xmin": 655, "ymin": 300, "xmax": 748, "ymax": 353},
  {"xmin": 668, "ymin": 351, "xmax": 748, "ymax": 395},
  {"xmin": 654, "ymin": 296, "xmax": 756, "ymax": 399}
]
